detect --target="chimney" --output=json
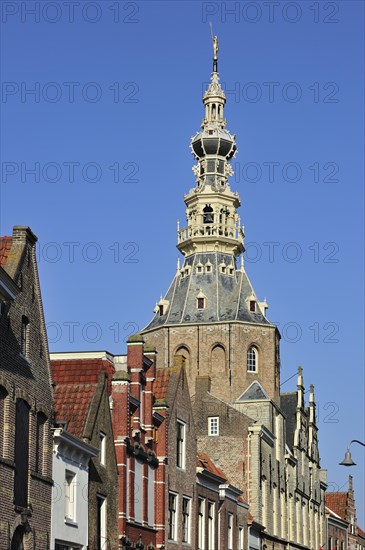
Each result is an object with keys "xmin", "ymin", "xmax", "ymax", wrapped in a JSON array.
[{"xmin": 12, "ymin": 226, "xmax": 37, "ymax": 245}]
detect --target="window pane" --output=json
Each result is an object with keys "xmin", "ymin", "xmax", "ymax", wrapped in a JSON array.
[
  {"xmin": 247, "ymin": 347, "xmax": 257, "ymax": 371},
  {"xmin": 176, "ymin": 421, "xmax": 185, "ymax": 469},
  {"xmin": 14, "ymin": 399, "xmax": 29, "ymax": 507},
  {"xmin": 209, "ymin": 417, "xmax": 219, "ymax": 436},
  {"xmin": 182, "ymin": 497, "xmax": 190, "ymax": 543},
  {"xmin": 168, "ymin": 493, "xmax": 177, "ymax": 540}
]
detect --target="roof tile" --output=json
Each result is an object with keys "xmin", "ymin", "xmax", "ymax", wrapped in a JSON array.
[
  {"xmin": 0, "ymin": 236, "xmax": 12, "ymax": 267},
  {"xmin": 197, "ymin": 451, "xmax": 227, "ymax": 480},
  {"xmin": 154, "ymin": 369, "xmax": 171, "ymax": 400},
  {"xmin": 325, "ymin": 493, "xmax": 347, "ymax": 520}
]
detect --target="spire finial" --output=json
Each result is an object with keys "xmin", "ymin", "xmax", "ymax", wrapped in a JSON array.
[{"xmin": 209, "ymin": 22, "xmax": 219, "ymax": 72}]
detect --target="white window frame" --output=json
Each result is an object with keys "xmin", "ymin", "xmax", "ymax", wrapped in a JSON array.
[
  {"xmin": 208, "ymin": 501, "xmax": 215, "ymax": 550},
  {"xmin": 182, "ymin": 496, "xmax": 191, "ymax": 544},
  {"xmin": 228, "ymin": 513, "xmax": 233, "ymax": 550},
  {"xmin": 198, "ymin": 498, "xmax": 206, "ymax": 550},
  {"xmin": 176, "ymin": 420, "xmax": 186, "ymax": 469},
  {"xmin": 247, "ymin": 346, "xmax": 258, "ymax": 372},
  {"xmin": 97, "ymin": 494, "xmax": 107, "ymax": 550},
  {"xmin": 64, "ymin": 470, "xmax": 76, "ymax": 521},
  {"xmin": 239, "ymin": 526, "xmax": 244, "ymax": 550},
  {"xmin": 100, "ymin": 432, "xmax": 106, "ymax": 466},
  {"xmin": 168, "ymin": 492, "xmax": 178, "ymax": 541},
  {"xmin": 208, "ymin": 416, "xmax": 219, "ymax": 436}
]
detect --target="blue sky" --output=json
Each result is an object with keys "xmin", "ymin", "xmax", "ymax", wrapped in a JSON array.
[{"xmin": 1, "ymin": 0, "xmax": 364, "ymax": 524}]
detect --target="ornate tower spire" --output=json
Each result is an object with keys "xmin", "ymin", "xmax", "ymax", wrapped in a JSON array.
[
  {"xmin": 143, "ymin": 37, "xmax": 270, "ymax": 338},
  {"xmin": 177, "ymin": 38, "xmax": 244, "ymax": 257}
]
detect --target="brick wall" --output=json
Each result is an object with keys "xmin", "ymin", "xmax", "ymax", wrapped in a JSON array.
[
  {"xmin": 143, "ymin": 322, "xmax": 280, "ymax": 406},
  {"xmin": 87, "ymin": 372, "xmax": 119, "ymax": 550},
  {"xmin": 0, "ymin": 227, "xmax": 53, "ymax": 550}
]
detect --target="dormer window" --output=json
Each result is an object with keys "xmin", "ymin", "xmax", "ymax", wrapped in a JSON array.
[
  {"xmin": 196, "ymin": 263, "xmax": 203, "ymax": 274},
  {"xmin": 196, "ymin": 289, "xmax": 206, "ymax": 310},
  {"xmin": 205, "ymin": 263, "xmax": 212, "ymax": 273},
  {"xmin": 227, "ymin": 264, "xmax": 234, "ymax": 276},
  {"xmin": 250, "ymin": 301, "xmax": 256, "ymax": 312},
  {"xmin": 157, "ymin": 298, "xmax": 169, "ymax": 316},
  {"xmin": 220, "ymin": 263, "xmax": 226, "ymax": 274},
  {"xmin": 208, "ymin": 130, "xmax": 214, "ymax": 135}
]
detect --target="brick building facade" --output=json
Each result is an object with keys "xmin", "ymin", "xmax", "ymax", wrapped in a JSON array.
[
  {"xmin": 0, "ymin": 226, "xmax": 54, "ymax": 550},
  {"xmin": 196, "ymin": 452, "xmax": 248, "ymax": 550},
  {"xmin": 326, "ymin": 505, "xmax": 348, "ymax": 550},
  {"xmin": 326, "ymin": 476, "xmax": 365, "ymax": 550},
  {"xmin": 50, "ymin": 353, "xmax": 119, "ymax": 550},
  {"xmin": 111, "ymin": 336, "xmax": 160, "ymax": 549}
]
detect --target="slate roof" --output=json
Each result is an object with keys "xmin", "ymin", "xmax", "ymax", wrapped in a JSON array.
[
  {"xmin": 143, "ymin": 252, "xmax": 270, "ymax": 331},
  {"xmin": 0, "ymin": 236, "xmax": 12, "ymax": 267},
  {"xmin": 51, "ymin": 358, "xmax": 115, "ymax": 439},
  {"xmin": 238, "ymin": 381, "xmax": 269, "ymax": 401},
  {"xmin": 280, "ymin": 392, "xmax": 297, "ymax": 450},
  {"xmin": 325, "ymin": 493, "xmax": 348, "ymax": 520}
]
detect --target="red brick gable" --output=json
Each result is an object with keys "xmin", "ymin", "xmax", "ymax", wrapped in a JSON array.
[
  {"xmin": 326, "ymin": 493, "xmax": 347, "ymax": 520},
  {"xmin": 0, "ymin": 236, "xmax": 12, "ymax": 266},
  {"xmin": 154, "ymin": 369, "xmax": 171, "ymax": 400}
]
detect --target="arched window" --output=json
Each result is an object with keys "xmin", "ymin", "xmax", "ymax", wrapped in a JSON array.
[
  {"xmin": 210, "ymin": 344, "xmax": 227, "ymax": 375},
  {"xmin": 247, "ymin": 346, "xmax": 258, "ymax": 372},
  {"xmin": 11, "ymin": 526, "xmax": 24, "ymax": 550}
]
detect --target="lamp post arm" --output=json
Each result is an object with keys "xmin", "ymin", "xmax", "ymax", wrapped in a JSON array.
[{"xmin": 349, "ymin": 440, "xmax": 365, "ymax": 448}]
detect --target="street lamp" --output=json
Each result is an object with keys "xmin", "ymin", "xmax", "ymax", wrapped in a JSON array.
[{"xmin": 339, "ymin": 439, "xmax": 365, "ymax": 466}]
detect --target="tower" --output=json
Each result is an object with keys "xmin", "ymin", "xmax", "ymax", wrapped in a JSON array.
[
  {"xmin": 142, "ymin": 39, "xmax": 281, "ymax": 406},
  {"xmin": 140, "ymin": 38, "xmax": 327, "ymax": 550}
]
